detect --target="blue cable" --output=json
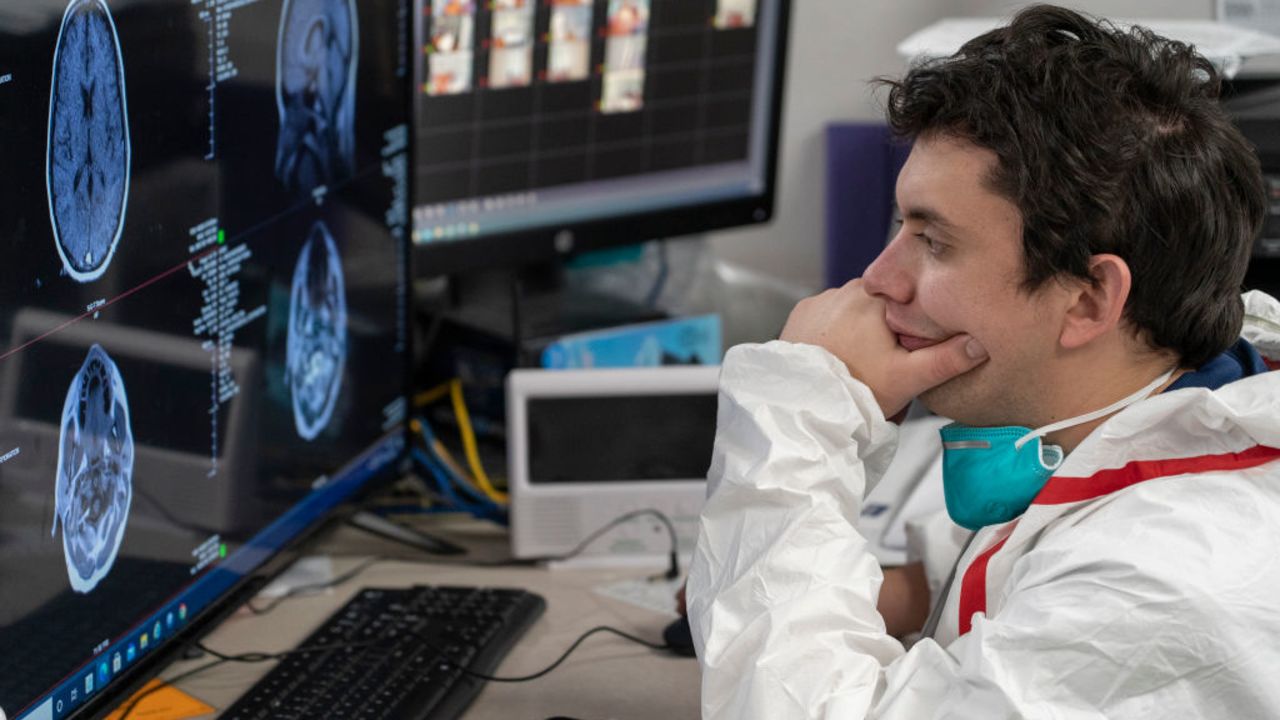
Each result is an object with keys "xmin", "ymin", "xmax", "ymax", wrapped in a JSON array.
[
  {"xmin": 414, "ymin": 447, "xmax": 507, "ymax": 527},
  {"xmin": 413, "ymin": 420, "xmax": 499, "ymax": 507}
]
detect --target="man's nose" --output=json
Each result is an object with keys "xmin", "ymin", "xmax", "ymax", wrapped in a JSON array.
[{"xmin": 862, "ymin": 234, "xmax": 913, "ymax": 305}]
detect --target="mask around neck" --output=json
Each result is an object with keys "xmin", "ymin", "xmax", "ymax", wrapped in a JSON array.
[{"xmin": 939, "ymin": 368, "xmax": 1176, "ymax": 531}]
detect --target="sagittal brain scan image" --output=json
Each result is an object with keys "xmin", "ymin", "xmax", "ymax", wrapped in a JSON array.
[
  {"xmin": 287, "ymin": 221, "xmax": 348, "ymax": 440},
  {"xmin": 53, "ymin": 344, "xmax": 134, "ymax": 594},
  {"xmin": 46, "ymin": 0, "xmax": 131, "ymax": 284},
  {"xmin": 276, "ymin": 0, "xmax": 359, "ymax": 197}
]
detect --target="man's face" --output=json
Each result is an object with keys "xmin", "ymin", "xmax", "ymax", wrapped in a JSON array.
[{"xmin": 863, "ymin": 134, "xmax": 1070, "ymax": 427}]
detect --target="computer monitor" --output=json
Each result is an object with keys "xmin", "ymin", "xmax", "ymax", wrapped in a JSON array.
[
  {"xmin": 411, "ymin": 0, "xmax": 790, "ymax": 275},
  {"xmin": 0, "ymin": 1, "xmax": 410, "ymax": 718}
]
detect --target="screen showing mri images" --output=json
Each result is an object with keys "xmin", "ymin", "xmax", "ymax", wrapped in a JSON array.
[
  {"xmin": 47, "ymin": 0, "xmax": 132, "ymax": 284},
  {"xmin": 53, "ymin": 344, "xmax": 135, "ymax": 595},
  {"xmin": 287, "ymin": 220, "xmax": 348, "ymax": 441},
  {"xmin": 275, "ymin": 0, "xmax": 359, "ymax": 198},
  {"xmin": 0, "ymin": 1, "xmax": 409, "ymax": 717},
  {"xmin": 216, "ymin": 0, "xmax": 406, "ymax": 241}
]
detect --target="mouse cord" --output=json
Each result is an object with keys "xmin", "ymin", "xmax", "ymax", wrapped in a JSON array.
[
  {"xmin": 405, "ymin": 625, "xmax": 671, "ymax": 682},
  {"xmin": 476, "ymin": 508, "xmax": 681, "ymax": 580}
]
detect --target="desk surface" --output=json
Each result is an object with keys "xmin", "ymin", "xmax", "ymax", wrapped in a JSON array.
[{"xmin": 154, "ymin": 515, "xmax": 701, "ymax": 720}]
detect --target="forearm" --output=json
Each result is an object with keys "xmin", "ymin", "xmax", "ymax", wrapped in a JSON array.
[{"xmin": 687, "ymin": 341, "xmax": 904, "ymax": 718}]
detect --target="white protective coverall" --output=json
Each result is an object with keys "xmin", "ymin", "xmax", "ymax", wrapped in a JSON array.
[{"xmin": 688, "ymin": 290, "xmax": 1280, "ymax": 719}]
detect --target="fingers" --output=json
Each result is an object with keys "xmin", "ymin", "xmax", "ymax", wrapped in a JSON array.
[{"xmin": 899, "ymin": 334, "xmax": 988, "ymax": 398}]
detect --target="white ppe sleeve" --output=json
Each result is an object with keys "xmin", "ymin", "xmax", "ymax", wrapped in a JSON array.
[
  {"xmin": 687, "ymin": 342, "xmax": 1279, "ymax": 719},
  {"xmin": 687, "ymin": 341, "xmax": 903, "ymax": 718}
]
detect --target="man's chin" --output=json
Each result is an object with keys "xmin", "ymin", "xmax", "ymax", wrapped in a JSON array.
[{"xmin": 918, "ymin": 371, "xmax": 990, "ymax": 424}]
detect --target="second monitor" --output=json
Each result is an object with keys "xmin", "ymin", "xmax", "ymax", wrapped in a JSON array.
[{"xmin": 412, "ymin": 0, "xmax": 790, "ymax": 275}]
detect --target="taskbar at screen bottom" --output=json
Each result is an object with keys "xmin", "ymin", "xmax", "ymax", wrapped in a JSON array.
[{"xmin": 13, "ymin": 431, "xmax": 406, "ymax": 720}]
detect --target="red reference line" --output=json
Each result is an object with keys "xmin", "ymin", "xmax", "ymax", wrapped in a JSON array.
[{"xmin": 0, "ymin": 246, "xmax": 220, "ymax": 364}]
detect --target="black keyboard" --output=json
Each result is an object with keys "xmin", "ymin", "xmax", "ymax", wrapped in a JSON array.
[{"xmin": 221, "ymin": 585, "xmax": 546, "ymax": 720}]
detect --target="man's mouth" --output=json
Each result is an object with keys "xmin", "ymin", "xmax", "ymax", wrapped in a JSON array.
[
  {"xmin": 895, "ymin": 333, "xmax": 942, "ymax": 351},
  {"xmin": 886, "ymin": 317, "xmax": 944, "ymax": 351}
]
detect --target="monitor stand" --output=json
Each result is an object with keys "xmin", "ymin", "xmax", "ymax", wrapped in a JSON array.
[
  {"xmin": 431, "ymin": 255, "xmax": 669, "ymax": 368},
  {"xmin": 347, "ymin": 510, "xmax": 466, "ymax": 556}
]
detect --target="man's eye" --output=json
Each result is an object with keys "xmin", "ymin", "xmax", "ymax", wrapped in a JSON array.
[{"xmin": 918, "ymin": 234, "xmax": 945, "ymax": 255}]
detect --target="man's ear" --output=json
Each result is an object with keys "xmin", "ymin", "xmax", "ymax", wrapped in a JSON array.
[{"xmin": 1059, "ymin": 254, "xmax": 1131, "ymax": 350}]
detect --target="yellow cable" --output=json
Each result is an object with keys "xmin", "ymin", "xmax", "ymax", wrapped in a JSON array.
[
  {"xmin": 413, "ymin": 380, "xmax": 455, "ymax": 408},
  {"xmin": 449, "ymin": 379, "xmax": 509, "ymax": 504}
]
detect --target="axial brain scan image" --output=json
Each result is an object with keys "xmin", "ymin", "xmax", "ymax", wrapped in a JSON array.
[
  {"xmin": 46, "ymin": 0, "xmax": 131, "ymax": 283},
  {"xmin": 287, "ymin": 220, "xmax": 348, "ymax": 441},
  {"xmin": 53, "ymin": 344, "xmax": 134, "ymax": 594},
  {"xmin": 276, "ymin": 0, "xmax": 358, "ymax": 197}
]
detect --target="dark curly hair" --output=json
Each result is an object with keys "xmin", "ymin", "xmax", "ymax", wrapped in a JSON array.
[{"xmin": 879, "ymin": 4, "xmax": 1266, "ymax": 368}]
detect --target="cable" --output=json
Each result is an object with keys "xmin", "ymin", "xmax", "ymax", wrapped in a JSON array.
[
  {"xmin": 411, "ymin": 383, "xmax": 507, "ymax": 505},
  {"xmin": 541, "ymin": 508, "xmax": 681, "ymax": 580},
  {"xmin": 193, "ymin": 638, "xmax": 380, "ymax": 663},
  {"xmin": 118, "ymin": 637, "xmax": 386, "ymax": 719},
  {"xmin": 408, "ymin": 625, "xmax": 670, "ymax": 683},
  {"xmin": 429, "ymin": 437, "xmax": 473, "ymax": 488},
  {"xmin": 116, "ymin": 656, "xmax": 227, "ymax": 720},
  {"xmin": 115, "ymin": 508, "xmax": 682, "ymax": 716},
  {"xmin": 117, "ymin": 623, "xmax": 670, "ymax": 718},
  {"xmin": 411, "ymin": 418, "xmax": 497, "ymax": 509},
  {"xmin": 413, "ymin": 378, "xmax": 454, "ymax": 408},
  {"xmin": 412, "ymin": 447, "xmax": 507, "ymax": 525},
  {"xmin": 448, "ymin": 379, "xmax": 508, "ymax": 503},
  {"xmin": 244, "ymin": 555, "xmax": 388, "ymax": 616}
]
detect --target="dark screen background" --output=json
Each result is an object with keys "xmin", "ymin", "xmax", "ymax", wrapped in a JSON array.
[
  {"xmin": 527, "ymin": 395, "xmax": 716, "ymax": 483},
  {"xmin": 0, "ymin": 1, "xmax": 408, "ymax": 714},
  {"xmin": 414, "ymin": 0, "xmax": 758, "ymax": 204}
]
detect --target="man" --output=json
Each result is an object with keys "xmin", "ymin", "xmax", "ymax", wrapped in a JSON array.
[{"xmin": 687, "ymin": 5, "xmax": 1280, "ymax": 718}]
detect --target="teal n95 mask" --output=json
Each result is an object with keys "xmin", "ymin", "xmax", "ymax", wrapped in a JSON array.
[{"xmin": 939, "ymin": 368, "xmax": 1176, "ymax": 531}]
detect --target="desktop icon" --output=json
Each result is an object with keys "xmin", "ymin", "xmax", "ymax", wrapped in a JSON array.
[
  {"xmin": 70, "ymin": 688, "xmax": 78, "ymax": 703},
  {"xmin": 85, "ymin": 672, "xmax": 94, "ymax": 694},
  {"xmin": 97, "ymin": 661, "xmax": 109, "ymax": 687},
  {"xmin": 166, "ymin": 611, "xmax": 174, "ymax": 629},
  {"xmin": 127, "ymin": 644, "xmax": 137, "ymax": 663},
  {"xmin": 140, "ymin": 633, "xmax": 149, "ymax": 650},
  {"xmin": 153, "ymin": 620, "xmax": 162, "ymax": 640},
  {"xmin": 179, "ymin": 603, "xmax": 188, "ymax": 621},
  {"xmin": 112, "ymin": 652, "xmax": 122, "ymax": 673},
  {"xmin": 56, "ymin": 699, "xmax": 63, "ymax": 713}
]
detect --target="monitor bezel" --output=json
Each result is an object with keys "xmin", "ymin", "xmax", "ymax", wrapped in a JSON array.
[{"xmin": 411, "ymin": 0, "xmax": 792, "ymax": 278}]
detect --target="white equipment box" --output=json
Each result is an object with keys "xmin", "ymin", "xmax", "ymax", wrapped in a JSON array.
[{"xmin": 506, "ymin": 366, "xmax": 719, "ymax": 564}]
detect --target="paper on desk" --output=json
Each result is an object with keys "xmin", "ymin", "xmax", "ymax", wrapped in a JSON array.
[
  {"xmin": 594, "ymin": 576, "xmax": 685, "ymax": 618},
  {"xmin": 898, "ymin": 18, "xmax": 1280, "ymax": 77},
  {"xmin": 103, "ymin": 679, "xmax": 214, "ymax": 720},
  {"xmin": 257, "ymin": 555, "xmax": 334, "ymax": 598}
]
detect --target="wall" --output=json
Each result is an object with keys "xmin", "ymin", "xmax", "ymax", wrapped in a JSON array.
[{"xmin": 707, "ymin": 0, "xmax": 1213, "ymax": 292}]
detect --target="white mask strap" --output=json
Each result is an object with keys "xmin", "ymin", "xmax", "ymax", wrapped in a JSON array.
[{"xmin": 1014, "ymin": 367, "xmax": 1177, "ymax": 450}]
